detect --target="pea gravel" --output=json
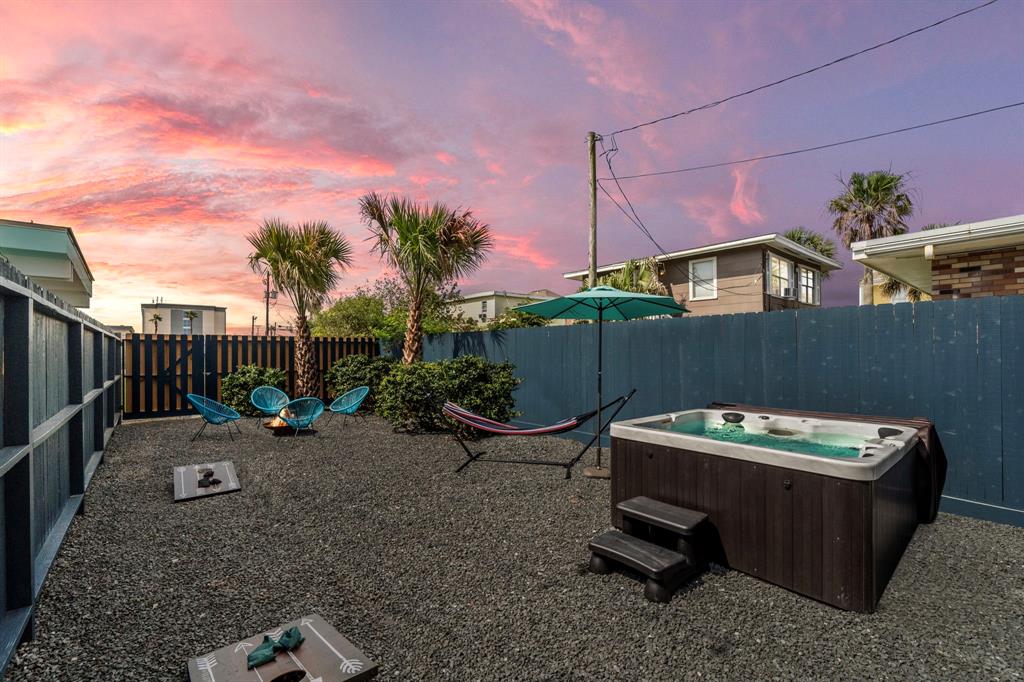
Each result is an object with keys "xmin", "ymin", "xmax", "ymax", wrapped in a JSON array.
[{"xmin": 6, "ymin": 416, "xmax": 1023, "ymax": 681}]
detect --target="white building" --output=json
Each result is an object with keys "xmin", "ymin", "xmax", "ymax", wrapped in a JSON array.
[
  {"xmin": 453, "ymin": 289, "xmax": 560, "ymax": 324},
  {"xmin": 140, "ymin": 301, "xmax": 226, "ymax": 335}
]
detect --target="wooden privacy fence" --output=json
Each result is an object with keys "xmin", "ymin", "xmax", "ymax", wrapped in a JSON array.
[
  {"xmin": 122, "ymin": 334, "xmax": 379, "ymax": 419},
  {"xmin": 0, "ymin": 260, "xmax": 123, "ymax": 670},
  {"xmin": 424, "ymin": 296, "xmax": 1024, "ymax": 526}
]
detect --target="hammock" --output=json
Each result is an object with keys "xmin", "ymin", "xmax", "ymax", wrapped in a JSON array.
[{"xmin": 444, "ymin": 389, "xmax": 636, "ymax": 479}]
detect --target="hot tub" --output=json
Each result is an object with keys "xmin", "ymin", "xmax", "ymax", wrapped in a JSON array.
[{"xmin": 610, "ymin": 408, "xmax": 922, "ymax": 612}]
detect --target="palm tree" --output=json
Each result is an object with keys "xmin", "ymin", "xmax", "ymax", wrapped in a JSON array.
[
  {"xmin": 184, "ymin": 310, "xmax": 199, "ymax": 335},
  {"xmin": 360, "ymin": 192, "xmax": 493, "ymax": 364},
  {"xmin": 149, "ymin": 313, "xmax": 162, "ymax": 334},
  {"xmin": 248, "ymin": 219, "xmax": 353, "ymax": 395},
  {"xmin": 594, "ymin": 258, "xmax": 667, "ymax": 294},
  {"xmin": 783, "ymin": 227, "xmax": 837, "ymax": 279},
  {"xmin": 827, "ymin": 171, "xmax": 914, "ymax": 304}
]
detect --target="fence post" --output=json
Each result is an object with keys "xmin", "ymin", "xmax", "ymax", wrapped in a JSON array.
[{"xmin": 2, "ymin": 296, "xmax": 34, "ymax": 631}]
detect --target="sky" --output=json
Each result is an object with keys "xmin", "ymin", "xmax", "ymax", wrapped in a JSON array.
[{"xmin": 1, "ymin": 0, "xmax": 1022, "ymax": 332}]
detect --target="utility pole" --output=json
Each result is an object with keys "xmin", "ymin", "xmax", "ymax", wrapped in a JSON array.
[
  {"xmin": 251, "ymin": 315, "xmax": 257, "ymax": 336},
  {"xmin": 587, "ymin": 131, "xmax": 599, "ymax": 288},
  {"xmin": 264, "ymin": 272, "xmax": 271, "ymax": 335}
]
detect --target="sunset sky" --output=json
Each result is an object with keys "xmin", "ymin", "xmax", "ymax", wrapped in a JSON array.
[{"xmin": 1, "ymin": 0, "xmax": 1022, "ymax": 331}]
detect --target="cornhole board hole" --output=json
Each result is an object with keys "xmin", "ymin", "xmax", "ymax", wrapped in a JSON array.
[
  {"xmin": 187, "ymin": 614, "xmax": 378, "ymax": 682},
  {"xmin": 173, "ymin": 461, "xmax": 241, "ymax": 503}
]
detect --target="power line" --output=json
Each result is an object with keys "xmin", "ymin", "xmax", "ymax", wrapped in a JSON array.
[
  {"xmin": 604, "ymin": 0, "xmax": 1002, "ymax": 136},
  {"xmin": 596, "ymin": 178, "xmax": 763, "ymax": 295},
  {"xmin": 600, "ymin": 101, "xmax": 1024, "ymax": 181}
]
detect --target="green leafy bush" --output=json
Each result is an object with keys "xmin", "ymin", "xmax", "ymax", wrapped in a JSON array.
[
  {"xmin": 375, "ymin": 355, "xmax": 519, "ymax": 437},
  {"xmin": 220, "ymin": 364, "xmax": 288, "ymax": 417},
  {"xmin": 324, "ymin": 354, "xmax": 396, "ymax": 409}
]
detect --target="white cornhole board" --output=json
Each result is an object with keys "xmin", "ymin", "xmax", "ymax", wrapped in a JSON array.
[
  {"xmin": 173, "ymin": 461, "xmax": 241, "ymax": 503},
  {"xmin": 186, "ymin": 614, "xmax": 378, "ymax": 682}
]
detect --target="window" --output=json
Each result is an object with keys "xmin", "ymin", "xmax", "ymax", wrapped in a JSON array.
[
  {"xmin": 798, "ymin": 266, "xmax": 820, "ymax": 304},
  {"xmin": 768, "ymin": 253, "xmax": 794, "ymax": 297},
  {"xmin": 182, "ymin": 315, "xmax": 192, "ymax": 334},
  {"xmin": 688, "ymin": 257, "xmax": 717, "ymax": 300}
]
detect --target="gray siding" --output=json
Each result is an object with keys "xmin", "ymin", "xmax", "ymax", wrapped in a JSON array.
[
  {"xmin": 31, "ymin": 313, "xmax": 69, "ymax": 427},
  {"xmin": 31, "ymin": 426, "xmax": 70, "ymax": 556}
]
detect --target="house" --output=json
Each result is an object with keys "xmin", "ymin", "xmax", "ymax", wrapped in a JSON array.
[
  {"xmin": 563, "ymin": 234, "xmax": 842, "ymax": 315},
  {"xmin": 0, "ymin": 218, "xmax": 94, "ymax": 307},
  {"xmin": 454, "ymin": 290, "xmax": 559, "ymax": 324},
  {"xmin": 140, "ymin": 301, "xmax": 226, "ymax": 335},
  {"xmin": 106, "ymin": 325, "xmax": 136, "ymax": 338},
  {"xmin": 852, "ymin": 214, "xmax": 1024, "ymax": 301}
]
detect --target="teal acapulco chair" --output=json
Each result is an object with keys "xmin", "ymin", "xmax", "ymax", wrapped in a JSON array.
[
  {"xmin": 186, "ymin": 394, "xmax": 243, "ymax": 442},
  {"xmin": 279, "ymin": 397, "xmax": 325, "ymax": 436},
  {"xmin": 327, "ymin": 386, "xmax": 370, "ymax": 427},
  {"xmin": 250, "ymin": 385, "xmax": 290, "ymax": 429}
]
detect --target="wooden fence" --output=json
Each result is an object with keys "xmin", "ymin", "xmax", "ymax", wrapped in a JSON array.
[
  {"xmin": 424, "ymin": 296, "xmax": 1024, "ymax": 527},
  {"xmin": 122, "ymin": 334, "xmax": 379, "ymax": 419},
  {"xmin": 0, "ymin": 260, "xmax": 123, "ymax": 669}
]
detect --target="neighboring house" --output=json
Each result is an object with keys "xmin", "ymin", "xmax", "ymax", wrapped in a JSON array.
[
  {"xmin": 140, "ymin": 302, "xmax": 226, "ymax": 335},
  {"xmin": 454, "ymin": 290, "xmax": 559, "ymax": 324},
  {"xmin": 106, "ymin": 325, "xmax": 136, "ymax": 338},
  {"xmin": 852, "ymin": 214, "xmax": 1024, "ymax": 301},
  {"xmin": 0, "ymin": 218, "xmax": 94, "ymax": 307},
  {"xmin": 563, "ymin": 234, "xmax": 842, "ymax": 316}
]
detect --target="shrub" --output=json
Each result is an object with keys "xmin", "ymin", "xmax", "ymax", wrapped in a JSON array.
[
  {"xmin": 375, "ymin": 355, "xmax": 519, "ymax": 437},
  {"xmin": 220, "ymin": 364, "xmax": 288, "ymax": 417},
  {"xmin": 324, "ymin": 354, "xmax": 396, "ymax": 409}
]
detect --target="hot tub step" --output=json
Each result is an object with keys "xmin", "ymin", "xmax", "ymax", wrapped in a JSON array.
[
  {"xmin": 588, "ymin": 530, "xmax": 695, "ymax": 603},
  {"xmin": 618, "ymin": 496, "xmax": 707, "ymax": 536}
]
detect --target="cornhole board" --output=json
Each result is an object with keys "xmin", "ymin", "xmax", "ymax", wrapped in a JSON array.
[
  {"xmin": 173, "ymin": 461, "xmax": 241, "ymax": 503},
  {"xmin": 187, "ymin": 614, "xmax": 378, "ymax": 682}
]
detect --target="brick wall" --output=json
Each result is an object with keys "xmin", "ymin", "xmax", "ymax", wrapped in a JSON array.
[{"xmin": 931, "ymin": 244, "xmax": 1024, "ymax": 299}]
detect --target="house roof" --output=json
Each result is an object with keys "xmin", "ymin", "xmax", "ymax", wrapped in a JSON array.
[
  {"xmin": 457, "ymin": 290, "xmax": 555, "ymax": 302},
  {"xmin": 0, "ymin": 218, "xmax": 95, "ymax": 297},
  {"xmin": 851, "ymin": 214, "xmax": 1024, "ymax": 292},
  {"xmin": 140, "ymin": 303, "xmax": 227, "ymax": 311},
  {"xmin": 562, "ymin": 233, "xmax": 843, "ymax": 280}
]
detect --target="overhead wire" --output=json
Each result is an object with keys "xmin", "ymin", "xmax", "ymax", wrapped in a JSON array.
[
  {"xmin": 600, "ymin": 102, "xmax": 1024, "ymax": 181},
  {"xmin": 603, "ymin": 0, "xmax": 1002, "ymax": 136}
]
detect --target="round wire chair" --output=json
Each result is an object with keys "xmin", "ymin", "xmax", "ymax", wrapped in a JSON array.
[
  {"xmin": 278, "ymin": 397, "xmax": 325, "ymax": 435},
  {"xmin": 186, "ymin": 393, "xmax": 242, "ymax": 442},
  {"xmin": 251, "ymin": 385, "xmax": 290, "ymax": 428},
  {"xmin": 327, "ymin": 386, "xmax": 370, "ymax": 426}
]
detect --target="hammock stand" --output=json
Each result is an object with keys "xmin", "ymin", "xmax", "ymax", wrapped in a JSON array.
[{"xmin": 444, "ymin": 389, "xmax": 636, "ymax": 479}]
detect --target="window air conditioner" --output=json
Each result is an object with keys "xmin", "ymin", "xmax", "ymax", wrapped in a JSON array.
[{"xmin": 783, "ymin": 287, "xmax": 795, "ymax": 299}]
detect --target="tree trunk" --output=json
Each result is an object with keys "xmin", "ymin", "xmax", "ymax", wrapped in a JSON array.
[
  {"xmin": 294, "ymin": 314, "xmax": 318, "ymax": 396},
  {"xmin": 862, "ymin": 266, "xmax": 874, "ymax": 306},
  {"xmin": 402, "ymin": 295, "xmax": 423, "ymax": 364}
]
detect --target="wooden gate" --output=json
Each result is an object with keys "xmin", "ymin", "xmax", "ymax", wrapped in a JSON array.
[{"xmin": 122, "ymin": 334, "xmax": 379, "ymax": 419}]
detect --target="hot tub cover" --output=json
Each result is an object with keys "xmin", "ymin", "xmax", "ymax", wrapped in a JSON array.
[{"xmin": 708, "ymin": 402, "xmax": 947, "ymax": 523}]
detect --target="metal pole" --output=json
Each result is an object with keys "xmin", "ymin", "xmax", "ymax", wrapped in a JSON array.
[
  {"xmin": 584, "ymin": 306, "xmax": 610, "ymax": 478},
  {"xmin": 264, "ymin": 272, "xmax": 271, "ymax": 335},
  {"xmin": 587, "ymin": 131, "xmax": 598, "ymax": 289}
]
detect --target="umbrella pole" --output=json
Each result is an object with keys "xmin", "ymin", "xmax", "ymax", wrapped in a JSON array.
[{"xmin": 584, "ymin": 307, "xmax": 610, "ymax": 479}]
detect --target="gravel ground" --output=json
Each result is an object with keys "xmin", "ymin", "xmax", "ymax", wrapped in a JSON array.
[{"xmin": 6, "ymin": 416, "xmax": 1024, "ymax": 681}]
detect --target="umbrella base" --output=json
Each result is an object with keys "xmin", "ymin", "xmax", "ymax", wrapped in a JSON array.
[{"xmin": 583, "ymin": 465, "xmax": 611, "ymax": 479}]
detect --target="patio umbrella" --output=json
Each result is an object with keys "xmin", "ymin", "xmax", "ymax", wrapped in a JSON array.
[{"xmin": 514, "ymin": 285, "xmax": 688, "ymax": 477}]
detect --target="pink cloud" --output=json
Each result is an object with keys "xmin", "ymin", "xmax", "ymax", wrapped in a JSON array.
[
  {"xmin": 508, "ymin": 0, "xmax": 662, "ymax": 100},
  {"xmin": 729, "ymin": 166, "xmax": 764, "ymax": 225},
  {"xmin": 435, "ymin": 151, "xmax": 456, "ymax": 165}
]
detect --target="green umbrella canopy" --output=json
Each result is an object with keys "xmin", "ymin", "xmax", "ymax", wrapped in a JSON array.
[{"xmin": 513, "ymin": 285, "xmax": 688, "ymax": 320}]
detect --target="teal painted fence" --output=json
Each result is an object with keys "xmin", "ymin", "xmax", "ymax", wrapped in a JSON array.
[{"xmin": 424, "ymin": 296, "xmax": 1024, "ymax": 526}]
